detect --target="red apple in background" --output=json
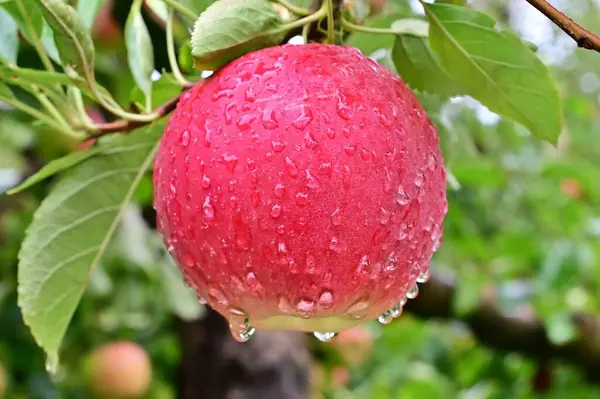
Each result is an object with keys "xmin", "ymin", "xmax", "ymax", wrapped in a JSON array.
[
  {"xmin": 85, "ymin": 341, "xmax": 152, "ymax": 399},
  {"xmin": 153, "ymin": 43, "xmax": 447, "ymax": 340}
]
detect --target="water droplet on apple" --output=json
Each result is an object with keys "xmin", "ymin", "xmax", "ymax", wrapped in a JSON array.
[{"xmin": 314, "ymin": 331, "xmax": 337, "ymax": 342}]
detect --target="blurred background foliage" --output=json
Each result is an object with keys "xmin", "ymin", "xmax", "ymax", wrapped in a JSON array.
[{"xmin": 1, "ymin": 0, "xmax": 600, "ymax": 398}]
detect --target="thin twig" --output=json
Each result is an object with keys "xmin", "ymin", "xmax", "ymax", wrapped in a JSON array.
[
  {"xmin": 87, "ymin": 89, "xmax": 189, "ymax": 138},
  {"xmin": 525, "ymin": 0, "xmax": 600, "ymax": 52}
]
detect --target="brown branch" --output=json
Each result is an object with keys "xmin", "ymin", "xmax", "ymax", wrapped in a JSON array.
[
  {"xmin": 88, "ymin": 91, "xmax": 187, "ymax": 138},
  {"xmin": 405, "ymin": 272, "xmax": 600, "ymax": 383},
  {"xmin": 525, "ymin": 0, "xmax": 600, "ymax": 52}
]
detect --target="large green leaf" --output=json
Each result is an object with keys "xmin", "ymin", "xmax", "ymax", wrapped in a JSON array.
[
  {"xmin": 17, "ymin": 122, "xmax": 164, "ymax": 371},
  {"xmin": 422, "ymin": 2, "xmax": 563, "ymax": 143},
  {"xmin": 35, "ymin": 0, "xmax": 95, "ymax": 79},
  {"xmin": 391, "ymin": 19, "xmax": 461, "ymax": 97},
  {"xmin": 125, "ymin": 0, "xmax": 154, "ymax": 101},
  {"xmin": 7, "ymin": 145, "xmax": 103, "ymax": 194},
  {"xmin": 0, "ymin": 7, "xmax": 19, "ymax": 64},
  {"xmin": 191, "ymin": 0, "xmax": 285, "ymax": 70},
  {"xmin": 0, "ymin": 0, "xmax": 43, "ymax": 45}
]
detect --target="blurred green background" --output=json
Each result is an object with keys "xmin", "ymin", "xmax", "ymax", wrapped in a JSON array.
[{"xmin": 2, "ymin": 0, "xmax": 600, "ymax": 398}]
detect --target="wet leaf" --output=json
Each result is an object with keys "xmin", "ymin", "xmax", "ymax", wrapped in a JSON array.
[
  {"xmin": 191, "ymin": 0, "xmax": 285, "ymax": 70},
  {"xmin": 17, "ymin": 122, "xmax": 164, "ymax": 369},
  {"xmin": 35, "ymin": 0, "xmax": 95, "ymax": 79},
  {"xmin": 125, "ymin": 0, "xmax": 154, "ymax": 100},
  {"xmin": 423, "ymin": 2, "xmax": 562, "ymax": 143}
]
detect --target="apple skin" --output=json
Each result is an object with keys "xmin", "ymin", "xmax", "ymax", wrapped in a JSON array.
[
  {"xmin": 154, "ymin": 43, "xmax": 447, "ymax": 334},
  {"xmin": 85, "ymin": 341, "xmax": 152, "ymax": 399}
]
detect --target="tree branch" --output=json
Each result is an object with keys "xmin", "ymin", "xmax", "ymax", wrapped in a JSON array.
[
  {"xmin": 405, "ymin": 272, "xmax": 600, "ymax": 383},
  {"xmin": 525, "ymin": 0, "xmax": 600, "ymax": 52}
]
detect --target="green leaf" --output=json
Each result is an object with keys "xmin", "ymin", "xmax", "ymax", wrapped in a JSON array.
[
  {"xmin": 181, "ymin": 0, "xmax": 213, "ymax": 16},
  {"xmin": 391, "ymin": 19, "xmax": 461, "ymax": 96},
  {"xmin": 7, "ymin": 145, "xmax": 104, "ymax": 194},
  {"xmin": 130, "ymin": 72, "xmax": 181, "ymax": 110},
  {"xmin": 125, "ymin": 0, "xmax": 154, "ymax": 100},
  {"xmin": 0, "ymin": 0, "xmax": 43, "ymax": 46},
  {"xmin": 17, "ymin": 122, "xmax": 164, "ymax": 369},
  {"xmin": 41, "ymin": 21, "xmax": 62, "ymax": 65},
  {"xmin": 76, "ymin": 0, "xmax": 107, "ymax": 31},
  {"xmin": 0, "ymin": 7, "xmax": 19, "ymax": 64},
  {"xmin": 145, "ymin": 0, "xmax": 168, "ymax": 23},
  {"xmin": 0, "ymin": 81, "xmax": 14, "ymax": 98},
  {"xmin": 35, "ymin": 0, "xmax": 95, "ymax": 79},
  {"xmin": 422, "ymin": 3, "xmax": 562, "ymax": 143},
  {"xmin": 191, "ymin": 0, "xmax": 285, "ymax": 70}
]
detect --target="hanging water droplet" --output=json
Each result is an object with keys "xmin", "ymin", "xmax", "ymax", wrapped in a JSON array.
[
  {"xmin": 391, "ymin": 306, "xmax": 402, "ymax": 318},
  {"xmin": 296, "ymin": 298, "xmax": 316, "ymax": 318},
  {"xmin": 318, "ymin": 290, "xmax": 334, "ymax": 309},
  {"xmin": 417, "ymin": 269, "xmax": 431, "ymax": 283},
  {"xmin": 378, "ymin": 310, "xmax": 394, "ymax": 325},
  {"xmin": 314, "ymin": 331, "xmax": 337, "ymax": 342},
  {"xmin": 399, "ymin": 297, "xmax": 408, "ymax": 307},
  {"xmin": 347, "ymin": 299, "xmax": 370, "ymax": 319},
  {"xmin": 406, "ymin": 283, "xmax": 419, "ymax": 299},
  {"xmin": 45, "ymin": 354, "xmax": 59, "ymax": 376}
]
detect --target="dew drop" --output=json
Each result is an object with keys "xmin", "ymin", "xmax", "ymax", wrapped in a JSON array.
[
  {"xmin": 198, "ymin": 297, "xmax": 207, "ymax": 305},
  {"xmin": 285, "ymin": 157, "xmax": 299, "ymax": 177},
  {"xmin": 273, "ymin": 183, "xmax": 286, "ymax": 198},
  {"xmin": 396, "ymin": 186, "xmax": 410, "ymax": 205},
  {"xmin": 295, "ymin": 192, "xmax": 309, "ymax": 206},
  {"xmin": 202, "ymin": 174, "xmax": 211, "ymax": 188},
  {"xmin": 270, "ymin": 204, "xmax": 282, "ymax": 218},
  {"xmin": 304, "ymin": 132, "xmax": 319, "ymax": 149},
  {"xmin": 231, "ymin": 326, "xmax": 255, "ymax": 343},
  {"xmin": 427, "ymin": 153, "xmax": 436, "ymax": 171},
  {"xmin": 391, "ymin": 306, "xmax": 402, "ymax": 318},
  {"xmin": 181, "ymin": 252, "xmax": 195, "ymax": 267},
  {"xmin": 229, "ymin": 195, "xmax": 238, "ymax": 209},
  {"xmin": 209, "ymin": 285, "xmax": 228, "ymax": 305},
  {"xmin": 336, "ymin": 87, "xmax": 354, "ymax": 120},
  {"xmin": 292, "ymin": 105, "xmax": 313, "ymax": 130},
  {"xmin": 305, "ymin": 170, "xmax": 320, "ymax": 190},
  {"xmin": 180, "ymin": 130, "xmax": 190, "ymax": 147},
  {"xmin": 384, "ymin": 253, "xmax": 398, "ymax": 272},
  {"xmin": 357, "ymin": 255, "xmax": 369, "ymax": 273},
  {"xmin": 399, "ymin": 297, "xmax": 408, "ymax": 307},
  {"xmin": 326, "ymin": 128, "xmax": 336, "ymax": 138},
  {"xmin": 318, "ymin": 290, "xmax": 334, "ymax": 309},
  {"xmin": 246, "ymin": 272, "xmax": 261, "ymax": 289},
  {"xmin": 314, "ymin": 332, "xmax": 337, "ymax": 342},
  {"xmin": 378, "ymin": 310, "xmax": 394, "ymax": 325},
  {"xmin": 276, "ymin": 224, "xmax": 285, "ymax": 235},
  {"xmin": 236, "ymin": 114, "xmax": 256, "ymax": 130},
  {"xmin": 414, "ymin": 171, "xmax": 426, "ymax": 188},
  {"xmin": 379, "ymin": 207, "xmax": 390, "ymax": 225},
  {"xmin": 330, "ymin": 208, "xmax": 342, "ymax": 226},
  {"xmin": 220, "ymin": 154, "xmax": 239, "ymax": 173},
  {"xmin": 278, "ymin": 296, "xmax": 293, "ymax": 313},
  {"xmin": 417, "ymin": 269, "xmax": 431, "ymax": 283},
  {"xmin": 202, "ymin": 197, "xmax": 215, "ymax": 220},
  {"xmin": 261, "ymin": 107, "xmax": 279, "ymax": 129},
  {"xmin": 344, "ymin": 144, "xmax": 356, "ymax": 156},
  {"xmin": 396, "ymin": 223, "xmax": 408, "ymax": 241},
  {"xmin": 296, "ymin": 298, "xmax": 316, "ymax": 318},
  {"xmin": 406, "ymin": 283, "xmax": 419, "ymax": 299},
  {"xmin": 245, "ymin": 85, "xmax": 256, "ymax": 102},
  {"xmin": 318, "ymin": 162, "xmax": 333, "ymax": 177},
  {"xmin": 329, "ymin": 236, "xmax": 343, "ymax": 253},
  {"xmin": 347, "ymin": 299, "xmax": 370, "ymax": 319},
  {"xmin": 271, "ymin": 140, "xmax": 286, "ymax": 152}
]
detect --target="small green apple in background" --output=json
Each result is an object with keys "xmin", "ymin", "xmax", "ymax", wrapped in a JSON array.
[{"xmin": 85, "ymin": 341, "xmax": 152, "ymax": 399}]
